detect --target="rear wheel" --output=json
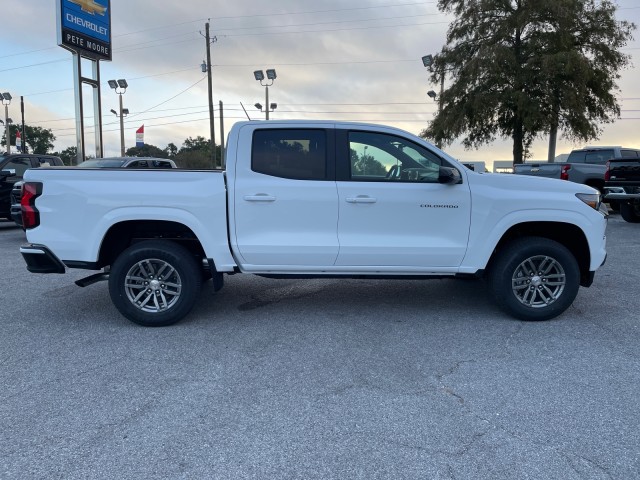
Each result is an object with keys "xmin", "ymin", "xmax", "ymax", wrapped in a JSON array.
[
  {"xmin": 488, "ymin": 237, "xmax": 580, "ymax": 321},
  {"xmin": 619, "ymin": 202, "xmax": 640, "ymax": 223},
  {"xmin": 109, "ymin": 240, "xmax": 202, "ymax": 326}
]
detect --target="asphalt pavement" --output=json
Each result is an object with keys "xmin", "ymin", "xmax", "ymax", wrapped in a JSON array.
[{"xmin": 1, "ymin": 214, "xmax": 638, "ymax": 479}]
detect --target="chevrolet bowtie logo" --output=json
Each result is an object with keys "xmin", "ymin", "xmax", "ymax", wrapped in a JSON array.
[{"xmin": 69, "ymin": 0, "xmax": 107, "ymax": 15}]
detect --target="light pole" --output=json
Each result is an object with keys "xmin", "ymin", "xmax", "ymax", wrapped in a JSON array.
[
  {"xmin": 108, "ymin": 79, "xmax": 128, "ymax": 156},
  {"xmin": 254, "ymin": 69, "xmax": 277, "ymax": 120},
  {"xmin": 422, "ymin": 55, "xmax": 444, "ymax": 115},
  {"xmin": 422, "ymin": 55, "xmax": 445, "ymax": 148},
  {"xmin": 1, "ymin": 92, "xmax": 11, "ymax": 154}
]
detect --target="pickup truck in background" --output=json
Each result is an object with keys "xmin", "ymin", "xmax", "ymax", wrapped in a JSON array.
[
  {"xmin": 513, "ymin": 147, "xmax": 640, "ymax": 209},
  {"xmin": 19, "ymin": 121, "xmax": 608, "ymax": 327},
  {"xmin": 605, "ymin": 157, "xmax": 640, "ymax": 223}
]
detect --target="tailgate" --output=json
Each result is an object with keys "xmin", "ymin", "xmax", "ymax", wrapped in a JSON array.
[{"xmin": 513, "ymin": 163, "xmax": 562, "ymax": 179}]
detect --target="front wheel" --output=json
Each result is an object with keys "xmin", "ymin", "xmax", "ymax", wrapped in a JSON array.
[
  {"xmin": 109, "ymin": 240, "xmax": 202, "ymax": 327},
  {"xmin": 488, "ymin": 237, "xmax": 580, "ymax": 321}
]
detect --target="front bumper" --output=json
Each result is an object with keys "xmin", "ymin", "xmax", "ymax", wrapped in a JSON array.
[{"xmin": 20, "ymin": 244, "xmax": 66, "ymax": 274}]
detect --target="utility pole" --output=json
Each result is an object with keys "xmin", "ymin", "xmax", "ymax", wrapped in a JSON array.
[
  {"xmin": 21, "ymin": 96, "xmax": 27, "ymax": 153},
  {"xmin": 219, "ymin": 100, "xmax": 225, "ymax": 164},
  {"xmin": 204, "ymin": 21, "xmax": 217, "ymax": 168}
]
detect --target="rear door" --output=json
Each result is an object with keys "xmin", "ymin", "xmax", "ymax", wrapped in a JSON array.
[{"xmin": 232, "ymin": 127, "xmax": 340, "ymax": 267}]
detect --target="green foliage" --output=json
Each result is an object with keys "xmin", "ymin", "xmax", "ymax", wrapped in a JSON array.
[
  {"xmin": 165, "ymin": 142, "xmax": 178, "ymax": 158},
  {"xmin": 125, "ymin": 144, "xmax": 168, "ymax": 158},
  {"xmin": 1, "ymin": 124, "xmax": 56, "ymax": 154},
  {"xmin": 173, "ymin": 150, "xmax": 212, "ymax": 169},
  {"xmin": 173, "ymin": 136, "xmax": 221, "ymax": 169},
  {"xmin": 53, "ymin": 146, "xmax": 77, "ymax": 165},
  {"xmin": 422, "ymin": 0, "xmax": 636, "ymax": 163}
]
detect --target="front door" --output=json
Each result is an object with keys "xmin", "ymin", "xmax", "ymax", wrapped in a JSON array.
[{"xmin": 335, "ymin": 131, "xmax": 471, "ymax": 268}]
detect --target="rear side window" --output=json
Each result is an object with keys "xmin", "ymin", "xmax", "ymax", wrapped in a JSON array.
[
  {"xmin": 567, "ymin": 151, "xmax": 586, "ymax": 163},
  {"xmin": 37, "ymin": 157, "xmax": 56, "ymax": 167},
  {"xmin": 621, "ymin": 150, "xmax": 639, "ymax": 158},
  {"xmin": 252, "ymin": 129, "xmax": 326, "ymax": 180},
  {"xmin": 584, "ymin": 150, "xmax": 614, "ymax": 164},
  {"xmin": 126, "ymin": 161, "xmax": 148, "ymax": 168}
]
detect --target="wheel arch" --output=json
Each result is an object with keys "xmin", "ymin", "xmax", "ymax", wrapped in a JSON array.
[
  {"xmin": 98, "ymin": 220, "xmax": 207, "ymax": 269},
  {"xmin": 486, "ymin": 222, "xmax": 592, "ymax": 287}
]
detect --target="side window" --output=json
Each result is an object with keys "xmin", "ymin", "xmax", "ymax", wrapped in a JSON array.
[
  {"xmin": 37, "ymin": 158, "xmax": 51, "ymax": 167},
  {"xmin": 567, "ymin": 151, "xmax": 586, "ymax": 163},
  {"xmin": 152, "ymin": 160, "xmax": 173, "ymax": 168},
  {"xmin": 621, "ymin": 150, "xmax": 639, "ymax": 158},
  {"xmin": 252, "ymin": 129, "xmax": 326, "ymax": 180},
  {"xmin": 585, "ymin": 150, "xmax": 614, "ymax": 164},
  {"xmin": 3, "ymin": 158, "xmax": 31, "ymax": 177},
  {"xmin": 127, "ymin": 161, "xmax": 148, "ymax": 168},
  {"xmin": 348, "ymin": 131, "xmax": 445, "ymax": 182}
]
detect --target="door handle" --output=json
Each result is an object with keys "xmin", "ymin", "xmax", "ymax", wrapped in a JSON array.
[
  {"xmin": 244, "ymin": 194, "xmax": 276, "ymax": 202},
  {"xmin": 345, "ymin": 196, "xmax": 377, "ymax": 204}
]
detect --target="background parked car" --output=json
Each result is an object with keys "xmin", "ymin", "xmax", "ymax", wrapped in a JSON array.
[
  {"xmin": 77, "ymin": 157, "xmax": 177, "ymax": 169},
  {"xmin": 1, "ymin": 154, "xmax": 64, "ymax": 223},
  {"xmin": 11, "ymin": 156, "xmax": 177, "ymax": 227}
]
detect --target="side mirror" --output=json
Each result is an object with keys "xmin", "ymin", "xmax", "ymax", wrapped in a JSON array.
[
  {"xmin": 438, "ymin": 166, "xmax": 462, "ymax": 184},
  {"xmin": 0, "ymin": 168, "xmax": 16, "ymax": 179}
]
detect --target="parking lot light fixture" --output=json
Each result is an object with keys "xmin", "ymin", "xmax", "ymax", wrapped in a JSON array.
[
  {"xmin": 253, "ymin": 69, "xmax": 277, "ymax": 120},
  {"xmin": 108, "ymin": 79, "xmax": 128, "ymax": 155}
]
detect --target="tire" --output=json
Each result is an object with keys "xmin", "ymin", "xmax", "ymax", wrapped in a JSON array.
[
  {"xmin": 108, "ymin": 240, "xmax": 202, "ymax": 327},
  {"xmin": 488, "ymin": 237, "xmax": 580, "ymax": 321},
  {"xmin": 619, "ymin": 202, "xmax": 640, "ymax": 223}
]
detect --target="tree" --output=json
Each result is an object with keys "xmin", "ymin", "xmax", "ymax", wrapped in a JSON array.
[
  {"xmin": 1, "ymin": 124, "xmax": 56, "ymax": 154},
  {"xmin": 422, "ymin": 0, "xmax": 635, "ymax": 164},
  {"xmin": 125, "ymin": 143, "xmax": 168, "ymax": 158},
  {"xmin": 54, "ymin": 146, "xmax": 77, "ymax": 165},
  {"xmin": 180, "ymin": 136, "xmax": 211, "ymax": 154},
  {"xmin": 173, "ymin": 136, "xmax": 222, "ymax": 169},
  {"xmin": 165, "ymin": 142, "xmax": 178, "ymax": 158}
]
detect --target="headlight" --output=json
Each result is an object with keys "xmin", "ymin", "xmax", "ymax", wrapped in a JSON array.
[{"xmin": 575, "ymin": 192, "xmax": 601, "ymax": 210}]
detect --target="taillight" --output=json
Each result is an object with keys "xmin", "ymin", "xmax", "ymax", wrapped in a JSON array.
[
  {"xmin": 560, "ymin": 164, "xmax": 571, "ymax": 181},
  {"xmin": 21, "ymin": 182, "xmax": 42, "ymax": 229},
  {"xmin": 604, "ymin": 161, "xmax": 611, "ymax": 181}
]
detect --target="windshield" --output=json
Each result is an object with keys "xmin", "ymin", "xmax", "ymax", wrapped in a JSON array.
[{"xmin": 78, "ymin": 159, "xmax": 127, "ymax": 168}]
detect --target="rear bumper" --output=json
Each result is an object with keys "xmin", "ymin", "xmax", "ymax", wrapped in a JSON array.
[
  {"xmin": 20, "ymin": 244, "xmax": 66, "ymax": 274},
  {"xmin": 604, "ymin": 186, "xmax": 640, "ymax": 201}
]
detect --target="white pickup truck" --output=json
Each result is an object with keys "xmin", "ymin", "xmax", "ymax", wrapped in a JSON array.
[{"xmin": 20, "ymin": 121, "xmax": 608, "ymax": 326}]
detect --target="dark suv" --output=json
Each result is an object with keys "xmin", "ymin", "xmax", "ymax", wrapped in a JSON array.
[{"xmin": 1, "ymin": 154, "xmax": 64, "ymax": 223}]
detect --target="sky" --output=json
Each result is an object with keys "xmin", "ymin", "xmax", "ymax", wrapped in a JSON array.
[{"xmin": 1, "ymin": 0, "xmax": 639, "ymax": 168}]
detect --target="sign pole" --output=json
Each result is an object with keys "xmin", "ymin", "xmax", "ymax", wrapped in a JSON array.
[{"xmin": 72, "ymin": 52, "xmax": 86, "ymax": 165}]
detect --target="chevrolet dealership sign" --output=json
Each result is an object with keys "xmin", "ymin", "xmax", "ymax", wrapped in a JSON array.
[{"xmin": 57, "ymin": 0, "xmax": 111, "ymax": 60}]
